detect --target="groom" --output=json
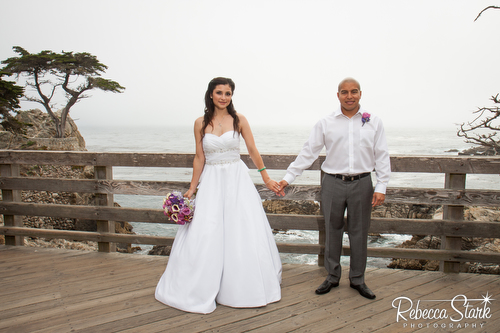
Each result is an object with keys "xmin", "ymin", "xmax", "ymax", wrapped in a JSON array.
[{"xmin": 279, "ymin": 78, "xmax": 391, "ymax": 299}]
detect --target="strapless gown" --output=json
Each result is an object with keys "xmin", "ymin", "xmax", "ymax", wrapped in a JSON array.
[{"xmin": 155, "ymin": 131, "xmax": 282, "ymax": 314}]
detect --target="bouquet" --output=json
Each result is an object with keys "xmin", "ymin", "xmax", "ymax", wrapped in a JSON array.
[{"xmin": 163, "ymin": 191, "xmax": 195, "ymax": 225}]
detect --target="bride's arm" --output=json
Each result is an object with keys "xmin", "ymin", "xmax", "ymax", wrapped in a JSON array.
[
  {"xmin": 185, "ymin": 117, "xmax": 205, "ymax": 199},
  {"xmin": 239, "ymin": 114, "xmax": 282, "ymax": 195}
]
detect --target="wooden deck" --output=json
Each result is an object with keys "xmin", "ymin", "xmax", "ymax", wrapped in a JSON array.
[{"xmin": 1, "ymin": 245, "xmax": 499, "ymax": 333}]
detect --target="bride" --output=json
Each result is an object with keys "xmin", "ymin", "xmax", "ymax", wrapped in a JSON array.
[{"xmin": 155, "ymin": 77, "xmax": 283, "ymax": 314}]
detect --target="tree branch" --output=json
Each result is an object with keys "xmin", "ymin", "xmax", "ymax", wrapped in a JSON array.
[{"xmin": 474, "ymin": 6, "xmax": 500, "ymax": 21}]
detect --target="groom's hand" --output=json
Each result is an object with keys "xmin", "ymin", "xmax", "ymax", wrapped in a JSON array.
[
  {"xmin": 372, "ymin": 192, "xmax": 385, "ymax": 207},
  {"xmin": 276, "ymin": 180, "xmax": 288, "ymax": 197}
]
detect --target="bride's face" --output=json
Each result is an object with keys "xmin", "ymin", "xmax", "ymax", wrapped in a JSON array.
[{"xmin": 210, "ymin": 84, "xmax": 232, "ymax": 111}]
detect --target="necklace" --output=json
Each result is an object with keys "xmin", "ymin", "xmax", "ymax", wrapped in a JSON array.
[{"xmin": 216, "ymin": 114, "xmax": 227, "ymax": 127}]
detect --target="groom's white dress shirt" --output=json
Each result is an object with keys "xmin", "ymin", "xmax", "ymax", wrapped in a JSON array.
[{"xmin": 283, "ymin": 107, "xmax": 391, "ymax": 194}]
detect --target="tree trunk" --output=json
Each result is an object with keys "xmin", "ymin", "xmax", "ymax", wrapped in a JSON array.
[{"xmin": 58, "ymin": 108, "xmax": 69, "ymax": 139}]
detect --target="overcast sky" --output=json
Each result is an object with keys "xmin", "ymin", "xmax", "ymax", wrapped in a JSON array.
[{"xmin": 2, "ymin": 0, "xmax": 500, "ymax": 131}]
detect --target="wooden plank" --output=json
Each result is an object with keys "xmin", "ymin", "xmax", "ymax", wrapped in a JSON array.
[
  {"xmin": 268, "ymin": 214, "xmax": 324, "ymax": 231},
  {"xmin": 370, "ymin": 218, "xmax": 500, "ymax": 238},
  {"xmin": 0, "ymin": 151, "xmax": 195, "ymax": 168},
  {"xmin": 1, "ymin": 150, "xmax": 500, "ymax": 174},
  {"xmin": 0, "ymin": 202, "xmax": 170, "ymax": 223},
  {"xmin": 0, "ymin": 265, "xmax": 161, "ymax": 302},
  {"xmin": 1, "ymin": 246, "xmax": 498, "ymax": 333},
  {"xmin": 309, "ymin": 272, "xmax": 479, "ymax": 332},
  {"xmin": 2, "ymin": 226, "xmax": 500, "ymax": 263},
  {"xmin": 0, "ymin": 226, "xmax": 174, "ymax": 246},
  {"xmin": 390, "ymin": 155, "xmax": 500, "ymax": 174},
  {"xmin": 240, "ymin": 269, "xmax": 414, "ymax": 333},
  {"xmin": 385, "ymin": 187, "xmax": 500, "ymax": 207},
  {"xmin": 441, "ymin": 172, "xmax": 466, "ymax": 273},
  {"xmin": 200, "ymin": 269, "xmax": 404, "ymax": 333},
  {"xmin": 4, "ymin": 175, "xmax": 500, "ymax": 206},
  {"xmin": 411, "ymin": 278, "xmax": 500, "ymax": 333},
  {"xmin": 0, "ymin": 164, "xmax": 23, "ymax": 246},
  {"xmin": 364, "ymin": 247, "xmax": 500, "ymax": 263},
  {"xmin": 0, "ymin": 177, "xmax": 190, "ymax": 195},
  {"xmin": 3, "ymin": 202, "xmax": 500, "ymax": 238},
  {"xmin": 95, "ymin": 165, "xmax": 115, "ymax": 252},
  {"xmin": 75, "ymin": 264, "xmax": 318, "ymax": 333},
  {"xmin": 0, "ymin": 289, "xmax": 156, "ymax": 331}
]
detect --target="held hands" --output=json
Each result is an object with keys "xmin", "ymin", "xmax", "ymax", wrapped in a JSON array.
[
  {"xmin": 265, "ymin": 179, "xmax": 285, "ymax": 197},
  {"xmin": 269, "ymin": 180, "xmax": 288, "ymax": 197},
  {"xmin": 278, "ymin": 180, "xmax": 288, "ymax": 197}
]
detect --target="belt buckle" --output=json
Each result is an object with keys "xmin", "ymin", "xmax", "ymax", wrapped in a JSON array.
[{"xmin": 342, "ymin": 175, "xmax": 348, "ymax": 181}]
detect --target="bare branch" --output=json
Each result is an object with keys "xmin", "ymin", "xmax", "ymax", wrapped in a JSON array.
[
  {"xmin": 474, "ymin": 6, "xmax": 500, "ymax": 22},
  {"xmin": 492, "ymin": 93, "xmax": 500, "ymax": 103}
]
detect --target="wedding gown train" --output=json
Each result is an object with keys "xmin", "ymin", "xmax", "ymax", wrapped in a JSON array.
[{"xmin": 155, "ymin": 130, "xmax": 282, "ymax": 314}]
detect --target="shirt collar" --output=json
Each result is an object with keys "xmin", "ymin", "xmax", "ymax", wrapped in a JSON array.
[{"xmin": 334, "ymin": 106, "xmax": 363, "ymax": 118}]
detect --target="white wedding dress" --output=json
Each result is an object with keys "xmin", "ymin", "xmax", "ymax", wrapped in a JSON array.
[{"xmin": 155, "ymin": 130, "xmax": 282, "ymax": 314}]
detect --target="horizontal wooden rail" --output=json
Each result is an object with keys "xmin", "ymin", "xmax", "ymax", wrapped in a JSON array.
[
  {"xmin": 0, "ymin": 226, "xmax": 175, "ymax": 246},
  {"xmin": 2, "ymin": 177, "xmax": 500, "ymax": 206},
  {"xmin": 1, "ymin": 150, "xmax": 500, "ymax": 173},
  {"xmin": 2, "ymin": 226, "xmax": 500, "ymax": 264},
  {"xmin": 2, "ymin": 202, "xmax": 500, "ymax": 238}
]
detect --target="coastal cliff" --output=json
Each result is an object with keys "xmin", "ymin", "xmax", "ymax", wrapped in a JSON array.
[{"xmin": 0, "ymin": 109, "xmax": 137, "ymax": 253}]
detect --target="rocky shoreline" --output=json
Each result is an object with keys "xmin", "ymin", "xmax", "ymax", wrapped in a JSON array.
[{"xmin": 387, "ymin": 206, "xmax": 500, "ymax": 274}]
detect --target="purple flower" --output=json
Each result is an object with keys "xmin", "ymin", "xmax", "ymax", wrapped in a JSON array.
[
  {"xmin": 181, "ymin": 207, "xmax": 192, "ymax": 215},
  {"xmin": 362, "ymin": 112, "xmax": 371, "ymax": 126},
  {"xmin": 171, "ymin": 213, "xmax": 178, "ymax": 223}
]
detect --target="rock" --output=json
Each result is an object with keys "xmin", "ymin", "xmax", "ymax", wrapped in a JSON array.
[
  {"xmin": 0, "ymin": 131, "xmax": 13, "ymax": 149},
  {"xmin": 459, "ymin": 146, "xmax": 499, "ymax": 156},
  {"xmin": 149, "ymin": 245, "xmax": 172, "ymax": 256},
  {"xmin": 372, "ymin": 203, "xmax": 439, "ymax": 219},
  {"xmin": 389, "ymin": 207, "xmax": 500, "ymax": 274},
  {"xmin": 4, "ymin": 109, "xmax": 86, "ymax": 151},
  {"xmin": 263, "ymin": 200, "xmax": 321, "ymax": 215},
  {"xmin": 464, "ymin": 207, "xmax": 500, "ymax": 222}
]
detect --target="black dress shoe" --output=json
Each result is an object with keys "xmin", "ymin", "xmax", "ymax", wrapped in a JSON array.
[
  {"xmin": 315, "ymin": 279, "xmax": 339, "ymax": 295},
  {"xmin": 350, "ymin": 283, "xmax": 376, "ymax": 299}
]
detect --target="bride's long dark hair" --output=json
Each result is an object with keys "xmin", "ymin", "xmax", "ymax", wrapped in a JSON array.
[{"xmin": 201, "ymin": 77, "xmax": 240, "ymax": 139}]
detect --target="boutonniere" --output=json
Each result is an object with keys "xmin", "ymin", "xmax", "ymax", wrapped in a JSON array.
[{"xmin": 362, "ymin": 112, "xmax": 371, "ymax": 126}]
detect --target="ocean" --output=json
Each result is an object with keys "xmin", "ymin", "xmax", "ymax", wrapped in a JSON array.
[{"xmin": 78, "ymin": 125, "xmax": 500, "ymax": 268}]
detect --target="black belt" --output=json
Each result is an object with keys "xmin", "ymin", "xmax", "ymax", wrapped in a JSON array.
[{"xmin": 329, "ymin": 172, "xmax": 370, "ymax": 181}]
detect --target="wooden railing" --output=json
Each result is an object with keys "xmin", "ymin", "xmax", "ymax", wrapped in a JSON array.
[{"xmin": 1, "ymin": 150, "xmax": 500, "ymax": 273}]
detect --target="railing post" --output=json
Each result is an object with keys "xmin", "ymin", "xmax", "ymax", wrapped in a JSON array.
[
  {"xmin": 440, "ymin": 172, "xmax": 466, "ymax": 273},
  {"xmin": 95, "ymin": 165, "xmax": 116, "ymax": 252},
  {"xmin": 318, "ymin": 170, "xmax": 325, "ymax": 266},
  {"xmin": 1, "ymin": 164, "xmax": 24, "ymax": 246}
]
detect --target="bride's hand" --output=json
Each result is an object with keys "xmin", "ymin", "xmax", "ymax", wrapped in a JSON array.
[{"xmin": 184, "ymin": 188, "xmax": 195, "ymax": 199}]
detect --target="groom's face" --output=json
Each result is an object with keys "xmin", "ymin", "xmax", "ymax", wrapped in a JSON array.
[{"xmin": 337, "ymin": 81, "xmax": 362, "ymax": 114}]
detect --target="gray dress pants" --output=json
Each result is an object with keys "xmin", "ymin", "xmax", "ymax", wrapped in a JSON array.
[{"xmin": 320, "ymin": 173, "xmax": 373, "ymax": 285}]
